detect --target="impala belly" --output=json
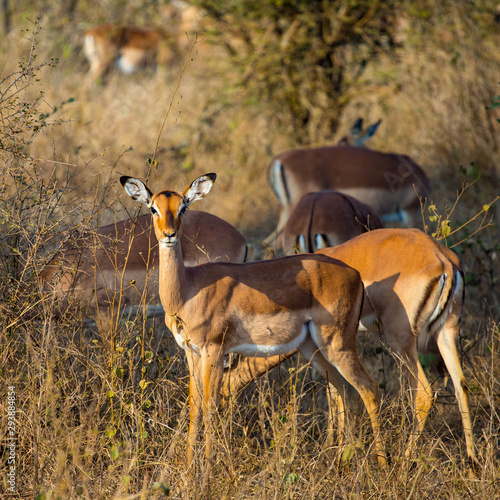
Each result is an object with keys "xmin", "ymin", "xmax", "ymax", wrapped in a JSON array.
[
  {"xmin": 116, "ymin": 55, "xmax": 138, "ymax": 74},
  {"xmin": 229, "ymin": 320, "xmax": 309, "ymax": 357},
  {"xmin": 117, "ymin": 47, "xmax": 150, "ymax": 74}
]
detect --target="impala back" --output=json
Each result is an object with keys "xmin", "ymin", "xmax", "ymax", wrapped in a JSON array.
[
  {"xmin": 268, "ymin": 144, "xmax": 430, "ymax": 228},
  {"xmin": 279, "ymin": 190, "xmax": 384, "ymax": 254}
]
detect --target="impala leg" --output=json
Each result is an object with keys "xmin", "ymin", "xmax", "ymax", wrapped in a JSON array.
[
  {"xmin": 400, "ymin": 346, "xmax": 434, "ymax": 459},
  {"xmin": 299, "ymin": 337, "xmax": 349, "ymax": 455},
  {"xmin": 325, "ymin": 383, "xmax": 345, "ymax": 450},
  {"xmin": 331, "ymin": 353, "xmax": 385, "ymax": 466},
  {"xmin": 222, "ymin": 353, "xmax": 295, "ymax": 398},
  {"xmin": 201, "ymin": 345, "xmax": 225, "ymax": 476},
  {"xmin": 436, "ymin": 319, "xmax": 476, "ymax": 464},
  {"xmin": 186, "ymin": 350, "xmax": 203, "ymax": 470},
  {"xmin": 315, "ymin": 330, "xmax": 386, "ymax": 466},
  {"xmin": 90, "ymin": 60, "xmax": 107, "ymax": 81},
  {"xmin": 263, "ymin": 206, "xmax": 289, "ymax": 246}
]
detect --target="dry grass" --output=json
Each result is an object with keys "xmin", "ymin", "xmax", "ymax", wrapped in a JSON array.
[
  {"xmin": 1, "ymin": 2, "xmax": 500, "ymax": 499},
  {"xmin": 3, "ymin": 303, "xmax": 500, "ymax": 498}
]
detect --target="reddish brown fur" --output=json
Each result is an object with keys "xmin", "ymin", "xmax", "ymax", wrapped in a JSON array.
[
  {"xmin": 83, "ymin": 24, "xmax": 177, "ymax": 81},
  {"xmin": 121, "ymin": 174, "xmax": 386, "ymax": 477},
  {"xmin": 267, "ymin": 145, "xmax": 430, "ymax": 238},
  {"xmin": 280, "ymin": 190, "xmax": 384, "ymax": 254},
  {"xmin": 224, "ymin": 228, "xmax": 475, "ymax": 463}
]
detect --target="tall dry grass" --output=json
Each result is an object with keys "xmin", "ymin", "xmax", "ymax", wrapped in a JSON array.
[{"xmin": 0, "ymin": 2, "xmax": 499, "ymax": 498}]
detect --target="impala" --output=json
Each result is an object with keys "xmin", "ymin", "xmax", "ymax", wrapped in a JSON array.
[
  {"xmin": 120, "ymin": 173, "xmax": 386, "ymax": 477},
  {"xmin": 266, "ymin": 143, "xmax": 431, "ymax": 242},
  {"xmin": 83, "ymin": 24, "xmax": 176, "ymax": 81},
  {"xmin": 278, "ymin": 190, "xmax": 384, "ymax": 255},
  {"xmin": 224, "ymin": 228, "xmax": 476, "ymax": 464},
  {"xmin": 40, "ymin": 210, "xmax": 247, "ymax": 330}
]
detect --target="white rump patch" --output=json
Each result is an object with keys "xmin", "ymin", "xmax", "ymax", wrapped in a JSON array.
[
  {"xmin": 116, "ymin": 56, "xmax": 138, "ymax": 74},
  {"xmin": 272, "ymin": 160, "xmax": 288, "ymax": 204},
  {"xmin": 297, "ymin": 235, "xmax": 307, "ymax": 253},
  {"xmin": 83, "ymin": 35, "xmax": 97, "ymax": 58},
  {"xmin": 314, "ymin": 234, "xmax": 328, "ymax": 251},
  {"xmin": 427, "ymin": 274, "xmax": 447, "ymax": 325}
]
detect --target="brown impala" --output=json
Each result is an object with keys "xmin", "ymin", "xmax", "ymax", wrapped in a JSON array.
[
  {"xmin": 278, "ymin": 190, "xmax": 384, "ymax": 255},
  {"xmin": 121, "ymin": 173, "xmax": 386, "ymax": 479},
  {"xmin": 225, "ymin": 228, "xmax": 476, "ymax": 465},
  {"xmin": 83, "ymin": 24, "xmax": 176, "ymax": 81},
  {"xmin": 267, "ymin": 144, "xmax": 431, "ymax": 242}
]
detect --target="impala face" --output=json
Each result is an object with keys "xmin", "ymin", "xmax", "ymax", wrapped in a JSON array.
[
  {"xmin": 120, "ymin": 173, "xmax": 217, "ymax": 249},
  {"xmin": 149, "ymin": 191, "xmax": 187, "ymax": 248}
]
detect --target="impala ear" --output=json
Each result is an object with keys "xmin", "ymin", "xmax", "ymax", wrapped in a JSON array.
[
  {"xmin": 364, "ymin": 119, "xmax": 382, "ymax": 141},
  {"xmin": 183, "ymin": 173, "xmax": 217, "ymax": 205},
  {"xmin": 120, "ymin": 176, "xmax": 153, "ymax": 206}
]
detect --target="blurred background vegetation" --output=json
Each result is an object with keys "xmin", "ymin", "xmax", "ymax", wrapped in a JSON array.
[
  {"xmin": 2, "ymin": 0, "xmax": 498, "ymax": 303},
  {"xmin": 1, "ymin": 0, "xmax": 499, "ymax": 497}
]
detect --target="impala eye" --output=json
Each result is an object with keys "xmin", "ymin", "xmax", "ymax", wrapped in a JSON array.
[
  {"xmin": 178, "ymin": 205, "xmax": 187, "ymax": 216},
  {"xmin": 150, "ymin": 206, "xmax": 158, "ymax": 215}
]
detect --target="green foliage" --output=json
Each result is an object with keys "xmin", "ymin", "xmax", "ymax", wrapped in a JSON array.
[
  {"xmin": 418, "ymin": 352, "xmax": 437, "ymax": 372},
  {"xmin": 194, "ymin": 0, "xmax": 402, "ymax": 143},
  {"xmin": 488, "ymin": 94, "xmax": 500, "ymax": 110},
  {"xmin": 0, "ymin": 55, "xmax": 56, "ymax": 160}
]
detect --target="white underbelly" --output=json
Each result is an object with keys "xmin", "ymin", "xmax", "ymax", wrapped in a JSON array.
[
  {"xmin": 229, "ymin": 322, "xmax": 308, "ymax": 357},
  {"xmin": 173, "ymin": 331, "xmax": 200, "ymax": 355}
]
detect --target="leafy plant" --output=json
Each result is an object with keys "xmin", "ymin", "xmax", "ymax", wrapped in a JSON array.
[{"xmin": 193, "ymin": 0, "xmax": 403, "ymax": 143}]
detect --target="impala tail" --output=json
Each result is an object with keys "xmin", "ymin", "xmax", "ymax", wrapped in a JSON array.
[{"xmin": 417, "ymin": 268, "xmax": 464, "ymax": 353}]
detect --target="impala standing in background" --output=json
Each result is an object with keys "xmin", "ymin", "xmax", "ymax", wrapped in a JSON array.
[
  {"xmin": 225, "ymin": 228, "xmax": 476, "ymax": 466},
  {"xmin": 121, "ymin": 173, "xmax": 386, "ymax": 479},
  {"xmin": 266, "ymin": 142, "xmax": 431, "ymax": 242},
  {"xmin": 83, "ymin": 24, "xmax": 177, "ymax": 82}
]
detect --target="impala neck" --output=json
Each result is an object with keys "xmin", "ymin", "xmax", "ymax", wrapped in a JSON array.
[{"xmin": 158, "ymin": 240, "xmax": 188, "ymax": 314}]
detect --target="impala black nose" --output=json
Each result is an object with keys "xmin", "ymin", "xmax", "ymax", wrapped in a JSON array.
[{"xmin": 164, "ymin": 230, "xmax": 176, "ymax": 238}]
